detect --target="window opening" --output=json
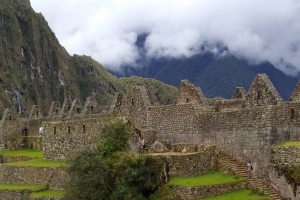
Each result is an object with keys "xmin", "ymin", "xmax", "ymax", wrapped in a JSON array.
[{"xmin": 291, "ymin": 109, "xmax": 295, "ymax": 120}]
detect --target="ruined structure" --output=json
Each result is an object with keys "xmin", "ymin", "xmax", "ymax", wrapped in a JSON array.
[{"xmin": 1, "ymin": 73, "xmax": 300, "ymax": 198}]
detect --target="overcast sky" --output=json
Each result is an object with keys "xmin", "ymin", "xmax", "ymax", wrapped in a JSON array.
[{"xmin": 30, "ymin": 0, "xmax": 300, "ymax": 75}]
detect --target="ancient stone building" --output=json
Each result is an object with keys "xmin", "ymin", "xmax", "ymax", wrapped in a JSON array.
[{"xmin": 1, "ymin": 73, "xmax": 300, "ymax": 198}]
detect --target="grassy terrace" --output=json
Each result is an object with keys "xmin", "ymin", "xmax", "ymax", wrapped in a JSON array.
[
  {"xmin": 4, "ymin": 159, "xmax": 66, "ymax": 167},
  {"xmin": 201, "ymin": 189, "xmax": 269, "ymax": 200},
  {"xmin": 0, "ymin": 183, "xmax": 46, "ymax": 191},
  {"xmin": 30, "ymin": 189, "xmax": 65, "ymax": 198},
  {"xmin": 0, "ymin": 149, "xmax": 66, "ymax": 167},
  {"xmin": 274, "ymin": 140, "xmax": 300, "ymax": 147},
  {"xmin": 167, "ymin": 170, "xmax": 246, "ymax": 187},
  {"xmin": 0, "ymin": 149, "xmax": 43, "ymax": 159}
]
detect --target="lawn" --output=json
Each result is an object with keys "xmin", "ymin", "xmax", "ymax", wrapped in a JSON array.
[
  {"xmin": 274, "ymin": 140, "xmax": 300, "ymax": 147},
  {"xmin": 4, "ymin": 159, "xmax": 66, "ymax": 167},
  {"xmin": 0, "ymin": 183, "xmax": 47, "ymax": 191},
  {"xmin": 167, "ymin": 170, "xmax": 246, "ymax": 187},
  {"xmin": 201, "ymin": 189, "xmax": 269, "ymax": 200},
  {"xmin": 0, "ymin": 149, "xmax": 43, "ymax": 159},
  {"xmin": 30, "ymin": 189, "xmax": 65, "ymax": 198}
]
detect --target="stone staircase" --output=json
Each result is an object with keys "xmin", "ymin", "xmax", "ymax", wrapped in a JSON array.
[{"xmin": 218, "ymin": 153, "xmax": 283, "ymax": 200}]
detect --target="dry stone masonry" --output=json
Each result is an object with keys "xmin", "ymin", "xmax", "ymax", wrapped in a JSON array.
[{"xmin": 1, "ymin": 73, "xmax": 300, "ymax": 199}]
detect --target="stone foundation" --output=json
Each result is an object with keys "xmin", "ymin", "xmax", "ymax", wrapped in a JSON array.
[
  {"xmin": 5, "ymin": 136, "xmax": 42, "ymax": 150},
  {"xmin": 1, "ymin": 156, "xmax": 33, "ymax": 164},
  {"xmin": 272, "ymin": 146, "xmax": 300, "ymax": 165},
  {"xmin": 172, "ymin": 143, "xmax": 197, "ymax": 153},
  {"xmin": 153, "ymin": 146, "xmax": 215, "ymax": 177},
  {"xmin": 0, "ymin": 190, "xmax": 64, "ymax": 200},
  {"xmin": 0, "ymin": 166, "xmax": 67, "ymax": 190}
]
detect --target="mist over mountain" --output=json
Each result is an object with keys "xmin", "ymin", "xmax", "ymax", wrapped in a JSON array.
[{"xmin": 110, "ymin": 34, "xmax": 299, "ymax": 100}]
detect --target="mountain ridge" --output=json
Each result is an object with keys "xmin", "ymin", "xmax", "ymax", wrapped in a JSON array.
[
  {"xmin": 109, "ymin": 35, "xmax": 299, "ymax": 100},
  {"xmin": 0, "ymin": 0, "xmax": 178, "ymax": 116}
]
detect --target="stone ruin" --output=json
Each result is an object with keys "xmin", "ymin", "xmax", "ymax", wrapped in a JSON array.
[{"xmin": 1, "ymin": 73, "xmax": 300, "ymax": 198}]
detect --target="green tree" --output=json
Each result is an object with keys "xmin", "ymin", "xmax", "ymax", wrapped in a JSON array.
[
  {"xmin": 64, "ymin": 150, "xmax": 114, "ymax": 200},
  {"xmin": 98, "ymin": 115, "xmax": 132, "ymax": 156},
  {"xmin": 65, "ymin": 116, "xmax": 164, "ymax": 200}
]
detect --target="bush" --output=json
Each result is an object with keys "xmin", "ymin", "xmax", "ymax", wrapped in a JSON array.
[
  {"xmin": 64, "ymin": 150, "xmax": 114, "ymax": 200},
  {"xmin": 99, "ymin": 115, "xmax": 132, "ymax": 156}
]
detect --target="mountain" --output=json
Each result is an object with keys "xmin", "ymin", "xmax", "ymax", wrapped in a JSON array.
[
  {"xmin": 110, "ymin": 35, "xmax": 298, "ymax": 100},
  {"xmin": 0, "ymin": 0, "xmax": 178, "ymax": 116}
]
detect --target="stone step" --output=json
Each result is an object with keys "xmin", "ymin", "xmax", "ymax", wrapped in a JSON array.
[{"xmin": 219, "ymin": 153, "xmax": 283, "ymax": 200}]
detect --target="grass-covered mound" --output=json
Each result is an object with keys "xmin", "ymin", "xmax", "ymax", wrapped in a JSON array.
[
  {"xmin": 274, "ymin": 140, "xmax": 300, "ymax": 147},
  {"xmin": 4, "ymin": 159, "xmax": 66, "ymax": 167},
  {"xmin": 167, "ymin": 170, "xmax": 246, "ymax": 187},
  {"xmin": 0, "ymin": 149, "xmax": 43, "ymax": 159},
  {"xmin": 0, "ymin": 183, "xmax": 46, "ymax": 191},
  {"xmin": 201, "ymin": 189, "xmax": 269, "ymax": 200},
  {"xmin": 30, "ymin": 189, "xmax": 65, "ymax": 198}
]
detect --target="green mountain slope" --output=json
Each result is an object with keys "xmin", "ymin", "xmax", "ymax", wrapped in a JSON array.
[
  {"xmin": 195, "ymin": 55, "xmax": 256, "ymax": 98},
  {"xmin": 0, "ymin": 0, "xmax": 177, "ymax": 116},
  {"xmin": 111, "ymin": 34, "xmax": 299, "ymax": 101}
]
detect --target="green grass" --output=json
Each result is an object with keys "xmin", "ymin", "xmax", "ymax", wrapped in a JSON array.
[
  {"xmin": 167, "ymin": 170, "xmax": 246, "ymax": 187},
  {"xmin": 4, "ymin": 159, "xmax": 66, "ymax": 167},
  {"xmin": 274, "ymin": 140, "xmax": 300, "ymax": 147},
  {"xmin": 0, "ymin": 149, "xmax": 43, "ymax": 159},
  {"xmin": 30, "ymin": 189, "xmax": 65, "ymax": 198},
  {"xmin": 201, "ymin": 189, "xmax": 269, "ymax": 200},
  {"xmin": 0, "ymin": 183, "xmax": 46, "ymax": 191}
]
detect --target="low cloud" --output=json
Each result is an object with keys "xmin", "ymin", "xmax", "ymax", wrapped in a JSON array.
[{"xmin": 31, "ymin": 0, "xmax": 300, "ymax": 75}]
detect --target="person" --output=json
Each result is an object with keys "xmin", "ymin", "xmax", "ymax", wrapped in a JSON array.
[
  {"xmin": 137, "ymin": 138, "xmax": 143, "ymax": 148},
  {"xmin": 24, "ymin": 126, "xmax": 28, "ymax": 136},
  {"xmin": 39, "ymin": 126, "xmax": 43, "ymax": 137},
  {"xmin": 247, "ymin": 161, "xmax": 253, "ymax": 178},
  {"xmin": 21, "ymin": 127, "xmax": 25, "ymax": 136}
]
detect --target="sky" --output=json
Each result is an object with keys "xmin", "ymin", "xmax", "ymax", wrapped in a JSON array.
[{"xmin": 30, "ymin": 0, "xmax": 300, "ymax": 75}]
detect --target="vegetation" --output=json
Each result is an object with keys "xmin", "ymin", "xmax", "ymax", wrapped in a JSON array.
[
  {"xmin": 274, "ymin": 140, "xmax": 300, "ymax": 147},
  {"xmin": 149, "ymin": 185, "xmax": 175, "ymax": 200},
  {"xmin": 4, "ymin": 159, "xmax": 66, "ymax": 167},
  {"xmin": 0, "ymin": 149, "xmax": 43, "ymax": 159},
  {"xmin": 201, "ymin": 189, "xmax": 269, "ymax": 200},
  {"xmin": 98, "ymin": 116, "xmax": 132, "ymax": 156},
  {"xmin": 0, "ymin": 183, "xmax": 46, "ymax": 191},
  {"xmin": 280, "ymin": 164, "xmax": 300, "ymax": 189},
  {"xmin": 167, "ymin": 170, "xmax": 245, "ymax": 187},
  {"xmin": 30, "ymin": 189, "xmax": 65, "ymax": 198},
  {"xmin": 64, "ymin": 116, "xmax": 164, "ymax": 200},
  {"xmin": 0, "ymin": 0, "xmax": 177, "ymax": 116}
]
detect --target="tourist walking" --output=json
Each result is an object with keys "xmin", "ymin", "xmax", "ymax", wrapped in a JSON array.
[{"xmin": 247, "ymin": 161, "xmax": 253, "ymax": 178}]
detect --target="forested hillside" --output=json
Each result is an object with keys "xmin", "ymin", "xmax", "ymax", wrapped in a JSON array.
[{"xmin": 0, "ymin": 0, "xmax": 177, "ymax": 116}]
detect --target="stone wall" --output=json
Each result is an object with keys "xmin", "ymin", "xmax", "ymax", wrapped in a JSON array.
[
  {"xmin": 154, "ymin": 146, "xmax": 215, "ymax": 177},
  {"xmin": 175, "ymin": 80, "xmax": 206, "ymax": 105},
  {"xmin": 118, "ymin": 85, "xmax": 150, "ymax": 131},
  {"xmin": 43, "ymin": 118, "xmax": 102, "ymax": 160},
  {"xmin": 272, "ymin": 146, "xmax": 300, "ymax": 165},
  {"xmin": 214, "ymin": 99, "xmax": 243, "ymax": 111},
  {"xmin": 0, "ymin": 190, "xmax": 64, "ymax": 200},
  {"xmin": 1, "ymin": 155, "xmax": 32, "ymax": 164},
  {"xmin": 0, "ymin": 190, "xmax": 31, "ymax": 200},
  {"xmin": 147, "ymin": 103, "xmax": 199, "ymax": 142},
  {"xmin": 171, "ymin": 181, "xmax": 246, "ymax": 200},
  {"xmin": 268, "ymin": 145, "xmax": 300, "ymax": 199},
  {"xmin": 5, "ymin": 136, "xmax": 42, "ymax": 150},
  {"xmin": 172, "ymin": 143, "xmax": 197, "ymax": 153},
  {"xmin": 0, "ymin": 166, "xmax": 67, "ymax": 190}
]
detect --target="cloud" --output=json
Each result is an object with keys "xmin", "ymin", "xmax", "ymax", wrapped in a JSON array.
[{"xmin": 30, "ymin": 0, "xmax": 300, "ymax": 75}]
